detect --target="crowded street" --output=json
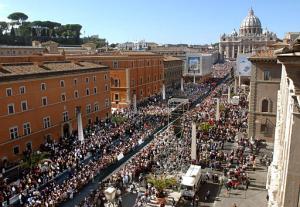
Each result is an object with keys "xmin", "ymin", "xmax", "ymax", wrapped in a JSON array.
[{"xmin": 0, "ymin": 62, "xmax": 271, "ymax": 207}]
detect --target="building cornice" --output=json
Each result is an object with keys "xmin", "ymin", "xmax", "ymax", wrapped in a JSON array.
[{"xmin": 0, "ymin": 66, "xmax": 109, "ymax": 82}]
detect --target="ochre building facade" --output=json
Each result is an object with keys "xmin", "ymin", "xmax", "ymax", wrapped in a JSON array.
[
  {"xmin": 67, "ymin": 52, "xmax": 164, "ymax": 109},
  {"xmin": 0, "ymin": 55, "xmax": 110, "ymax": 162}
]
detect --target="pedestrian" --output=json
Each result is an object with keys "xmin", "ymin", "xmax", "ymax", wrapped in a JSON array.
[{"xmin": 245, "ymin": 179, "xmax": 250, "ymax": 190}]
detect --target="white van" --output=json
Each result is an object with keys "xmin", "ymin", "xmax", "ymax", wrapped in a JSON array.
[{"xmin": 180, "ymin": 165, "xmax": 202, "ymax": 198}]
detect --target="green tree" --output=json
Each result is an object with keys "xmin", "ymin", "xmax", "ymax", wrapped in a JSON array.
[
  {"xmin": 22, "ymin": 152, "xmax": 49, "ymax": 169},
  {"xmin": 7, "ymin": 12, "xmax": 28, "ymax": 25},
  {"xmin": 10, "ymin": 27, "xmax": 15, "ymax": 37},
  {"xmin": 0, "ymin": 21, "xmax": 8, "ymax": 35},
  {"xmin": 18, "ymin": 21, "xmax": 32, "ymax": 37}
]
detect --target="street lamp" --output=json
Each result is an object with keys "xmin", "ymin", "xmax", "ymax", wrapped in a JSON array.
[{"xmin": 104, "ymin": 187, "xmax": 116, "ymax": 207}]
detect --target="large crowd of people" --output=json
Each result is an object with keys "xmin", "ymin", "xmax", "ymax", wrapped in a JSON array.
[
  {"xmin": 78, "ymin": 65, "xmax": 256, "ymax": 207},
  {"xmin": 0, "ymin": 62, "xmax": 236, "ymax": 207}
]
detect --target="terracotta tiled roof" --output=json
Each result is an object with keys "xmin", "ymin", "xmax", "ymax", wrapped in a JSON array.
[
  {"xmin": 0, "ymin": 61, "xmax": 106, "ymax": 77},
  {"xmin": 163, "ymin": 56, "xmax": 182, "ymax": 61},
  {"xmin": 251, "ymin": 50, "xmax": 276, "ymax": 58}
]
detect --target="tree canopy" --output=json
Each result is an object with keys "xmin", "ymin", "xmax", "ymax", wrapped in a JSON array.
[
  {"xmin": 7, "ymin": 12, "xmax": 28, "ymax": 25},
  {"xmin": 0, "ymin": 12, "xmax": 106, "ymax": 46}
]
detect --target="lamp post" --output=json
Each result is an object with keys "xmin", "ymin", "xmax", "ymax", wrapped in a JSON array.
[{"xmin": 104, "ymin": 187, "xmax": 116, "ymax": 207}]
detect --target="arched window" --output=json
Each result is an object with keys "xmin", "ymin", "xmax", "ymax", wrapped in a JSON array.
[{"xmin": 262, "ymin": 99, "xmax": 269, "ymax": 112}]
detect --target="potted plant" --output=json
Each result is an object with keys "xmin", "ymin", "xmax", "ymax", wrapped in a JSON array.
[{"xmin": 147, "ymin": 175, "xmax": 177, "ymax": 204}]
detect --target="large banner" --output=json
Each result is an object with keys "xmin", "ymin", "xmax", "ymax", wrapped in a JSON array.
[
  {"xmin": 188, "ymin": 56, "xmax": 200, "ymax": 73},
  {"xmin": 236, "ymin": 54, "xmax": 251, "ymax": 76}
]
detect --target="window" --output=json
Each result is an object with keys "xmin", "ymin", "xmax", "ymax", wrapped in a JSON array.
[
  {"xmin": 105, "ymin": 84, "xmax": 108, "ymax": 91},
  {"xmin": 74, "ymin": 90, "xmax": 79, "ymax": 99},
  {"xmin": 86, "ymin": 77, "xmax": 89, "ymax": 83},
  {"xmin": 43, "ymin": 117, "xmax": 51, "ymax": 128},
  {"xmin": 10, "ymin": 127, "xmax": 18, "ymax": 139},
  {"xmin": 6, "ymin": 88, "xmax": 12, "ymax": 96},
  {"xmin": 93, "ymin": 76, "xmax": 96, "ymax": 82},
  {"xmin": 104, "ymin": 74, "xmax": 107, "ymax": 80},
  {"xmin": 8, "ymin": 104, "xmax": 15, "ymax": 114},
  {"xmin": 260, "ymin": 124, "xmax": 267, "ymax": 133},
  {"xmin": 131, "ymin": 80, "xmax": 135, "ymax": 87},
  {"xmin": 263, "ymin": 70, "xmax": 270, "ymax": 80},
  {"xmin": 74, "ymin": 78, "xmax": 78, "ymax": 85},
  {"xmin": 42, "ymin": 97, "xmax": 47, "ymax": 106},
  {"xmin": 26, "ymin": 142, "xmax": 32, "ymax": 151},
  {"xmin": 19, "ymin": 86, "xmax": 26, "ymax": 94},
  {"xmin": 105, "ymin": 99, "xmax": 109, "ymax": 108},
  {"xmin": 63, "ymin": 111, "xmax": 69, "ymax": 122},
  {"xmin": 21, "ymin": 100, "xmax": 28, "ymax": 111},
  {"xmin": 94, "ymin": 87, "xmax": 98, "ymax": 94},
  {"xmin": 41, "ymin": 83, "xmax": 46, "ymax": 91},
  {"xmin": 113, "ymin": 61, "xmax": 119, "ymax": 68},
  {"xmin": 13, "ymin": 146, "xmax": 19, "ymax": 155},
  {"xmin": 114, "ymin": 79, "xmax": 120, "ymax": 87},
  {"xmin": 61, "ymin": 93, "xmax": 66, "ymax": 102},
  {"xmin": 86, "ymin": 104, "xmax": 91, "ymax": 114},
  {"xmin": 94, "ymin": 103, "xmax": 99, "ymax": 112},
  {"xmin": 60, "ymin": 80, "xmax": 65, "ymax": 87},
  {"xmin": 86, "ymin": 88, "xmax": 90, "ymax": 96},
  {"xmin": 262, "ymin": 99, "xmax": 269, "ymax": 112},
  {"xmin": 23, "ymin": 122, "xmax": 31, "ymax": 136},
  {"xmin": 114, "ymin": 93, "xmax": 119, "ymax": 101},
  {"xmin": 74, "ymin": 108, "xmax": 78, "ymax": 117}
]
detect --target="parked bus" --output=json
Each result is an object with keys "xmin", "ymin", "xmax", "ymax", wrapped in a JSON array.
[{"xmin": 180, "ymin": 165, "xmax": 202, "ymax": 198}]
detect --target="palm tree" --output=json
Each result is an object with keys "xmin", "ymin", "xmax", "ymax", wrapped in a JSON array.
[{"xmin": 147, "ymin": 175, "xmax": 177, "ymax": 198}]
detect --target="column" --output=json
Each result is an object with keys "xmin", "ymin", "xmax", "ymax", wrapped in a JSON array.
[
  {"xmin": 215, "ymin": 98, "xmax": 220, "ymax": 121},
  {"xmin": 228, "ymin": 86, "xmax": 231, "ymax": 103},
  {"xmin": 162, "ymin": 83, "xmax": 166, "ymax": 100},
  {"xmin": 248, "ymin": 45, "xmax": 251, "ymax": 53},
  {"xmin": 193, "ymin": 72, "xmax": 196, "ymax": 84},
  {"xmin": 133, "ymin": 93, "xmax": 137, "ymax": 114},
  {"xmin": 76, "ymin": 107, "xmax": 84, "ymax": 143},
  {"xmin": 232, "ymin": 45, "xmax": 235, "ymax": 59},
  {"xmin": 226, "ymin": 46, "xmax": 230, "ymax": 59},
  {"xmin": 181, "ymin": 77, "xmax": 184, "ymax": 92},
  {"xmin": 242, "ymin": 45, "xmax": 245, "ymax": 53},
  {"xmin": 219, "ymin": 44, "xmax": 223, "ymax": 55},
  {"xmin": 191, "ymin": 122, "xmax": 197, "ymax": 161},
  {"xmin": 234, "ymin": 78, "xmax": 237, "ymax": 94},
  {"xmin": 239, "ymin": 75, "xmax": 241, "ymax": 87},
  {"xmin": 237, "ymin": 45, "xmax": 241, "ymax": 55}
]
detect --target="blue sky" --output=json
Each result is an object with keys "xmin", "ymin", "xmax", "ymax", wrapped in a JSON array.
[{"xmin": 0, "ymin": 0, "xmax": 299, "ymax": 44}]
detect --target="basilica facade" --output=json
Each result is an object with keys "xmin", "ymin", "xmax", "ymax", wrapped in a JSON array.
[{"xmin": 219, "ymin": 8, "xmax": 277, "ymax": 59}]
